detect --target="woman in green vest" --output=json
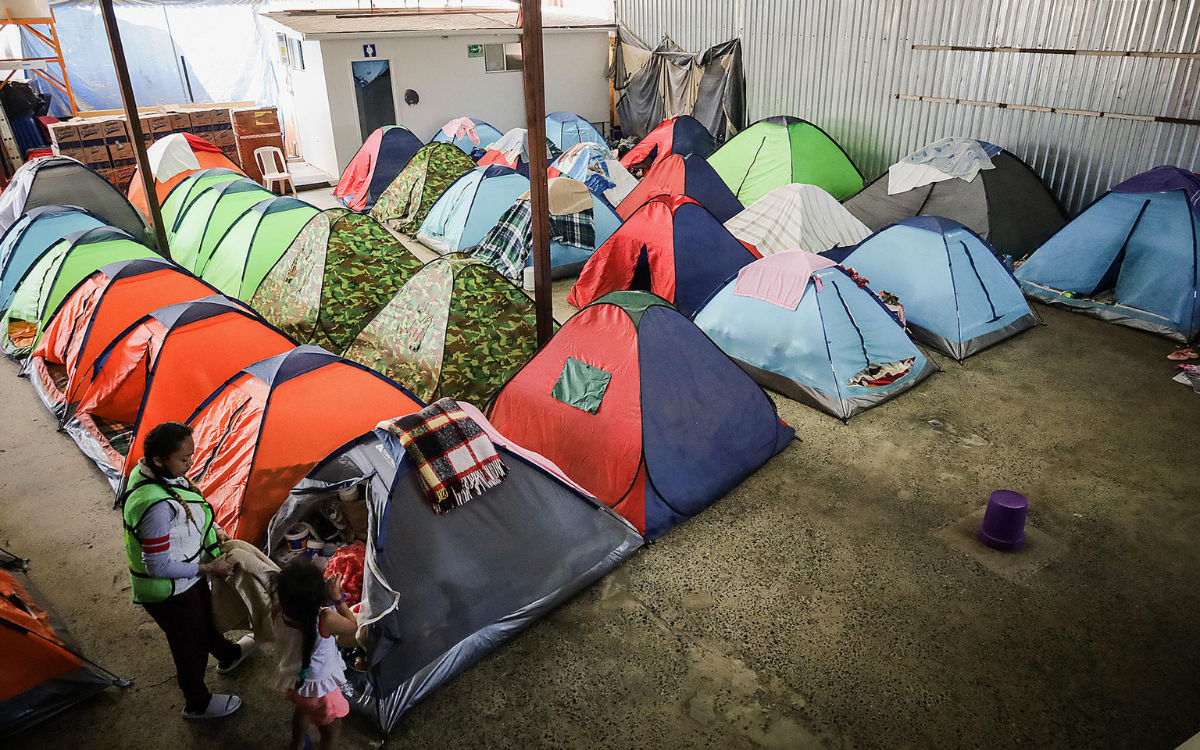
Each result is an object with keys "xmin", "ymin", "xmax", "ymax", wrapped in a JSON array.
[{"xmin": 122, "ymin": 421, "xmax": 257, "ymax": 720}]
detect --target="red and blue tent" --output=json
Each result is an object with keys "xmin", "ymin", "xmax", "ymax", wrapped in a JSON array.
[
  {"xmin": 570, "ymin": 195, "xmax": 759, "ymax": 318},
  {"xmin": 619, "ymin": 115, "xmax": 714, "ymax": 172},
  {"xmin": 616, "ymin": 153, "xmax": 743, "ymax": 222},
  {"xmin": 488, "ymin": 290, "xmax": 793, "ymax": 540},
  {"xmin": 334, "ymin": 126, "xmax": 424, "ymax": 212}
]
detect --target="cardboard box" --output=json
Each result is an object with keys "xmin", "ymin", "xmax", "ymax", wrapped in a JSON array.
[
  {"xmin": 94, "ymin": 166, "xmax": 115, "ymax": 184},
  {"xmin": 77, "ymin": 119, "xmax": 106, "ymax": 145},
  {"xmin": 52, "ymin": 144, "xmax": 85, "ymax": 161},
  {"xmin": 147, "ymin": 114, "xmax": 172, "ymax": 135},
  {"xmin": 108, "ymin": 140, "xmax": 134, "ymax": 162},
  {"xmin": 209, "ymin": 108, "xmax": 231, "ymax": 130},
  {"xmin": 232, "ymin": 107, "xmax": 280, "ymax": 138},
  {"xmin": 46, "ymin": 121, "xmax": 80, "ymax": 147},
  {"xmin": 112, "ymin": 165, "xmax": 136, "ymax": 190},
  {"xmin": 221, "ymin": 144, "xmax": 242, "ymax": 167},
  {"xmin": 168, "ymin": 112, "xmax": 191, "ymax": 132},
  {"xmin": 82, "ymin": 144, "xmax": 111, "ymax": 167},
  {"xmin": 212, "ymin": 128, "xmax": 235, "ymax": 148},
  {"xmin": 102, "ymin": 118, "xmax": 128, "ymax": 140}
]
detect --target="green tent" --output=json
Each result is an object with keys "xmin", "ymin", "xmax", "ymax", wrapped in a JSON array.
[
  {"xmin": 252, "ymin": 208, "xmax": 423, "ymax": 352},
  {"xmin": 370, "ymin": 142, "xmax": 478, "ymax": 235},
  {"xmin": 160, "ymin": 167, "xmax": 244, "ymax": 233},
  {"xmin": 2, "ymin": 227, "xmax": 154, "ymax": 357},
  {"xmin": 201, "ymin": 196, "xmax": 319, "ymax": 300},
  {"xmin": 707, "ymin": 116, "xmax": 864, "ymax": 204},
  {"xmin": 168, "ymin": 178, "xmax": 275, "ymax": 273},
  {"xmin": 343, "ymin": 254, "xmax": 539, "ymax": 404}
]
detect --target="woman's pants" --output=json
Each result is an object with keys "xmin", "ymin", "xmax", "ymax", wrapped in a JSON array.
[{"xmin": 142, "ymin": 581, "xmax": 240, "ymax": 713}]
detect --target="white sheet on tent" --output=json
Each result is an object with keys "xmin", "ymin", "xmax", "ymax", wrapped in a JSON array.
[
  {"xmin": 147, "ymin": 134, "xmax": 200, "ymax": 182},
  {"xmin": 553, "ymin": 143, "xmax": 638, "ymax": 205},
  {"xmin": 0, "ymin": 160, "xmax": 38, "ymax": 235},
  {"xmin": 725, "ymin": 184, "xmax": 871, "ymax": 257},
  {"xmin": 887, "ymin": 137, "xmax": 995, "ymax": 195}
]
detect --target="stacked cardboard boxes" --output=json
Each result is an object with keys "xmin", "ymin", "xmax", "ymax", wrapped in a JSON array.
[{"xmin": 42, "ymin": 104, "xmax": 272, "ymax": 190}]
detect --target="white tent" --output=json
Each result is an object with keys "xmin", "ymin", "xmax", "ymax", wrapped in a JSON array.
[{"xmin": 724, "ymin": 184, "xmax": 871, "ymax": 256}]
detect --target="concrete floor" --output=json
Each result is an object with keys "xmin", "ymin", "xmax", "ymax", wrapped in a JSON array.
[{"xmin": 3, "ymin": 191, "xmax": 1200, "ymax": 749}]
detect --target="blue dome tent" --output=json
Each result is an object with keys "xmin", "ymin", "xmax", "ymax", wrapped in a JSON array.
[
  {"xmin": 828, "ymin": 217, "xmax": 1038, "ymax": 361},
  {"xmin": 1016, "ymin": 166, "xmax": 1200, "ymax": 343},
  {"xmin": 696, "ymin": 250, "xmax": 937, "ymax": 420}
]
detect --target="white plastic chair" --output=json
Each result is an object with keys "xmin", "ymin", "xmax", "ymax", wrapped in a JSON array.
[{"xmin": 254, "ymin": 146, "xmax": 297, "ymax": 197}]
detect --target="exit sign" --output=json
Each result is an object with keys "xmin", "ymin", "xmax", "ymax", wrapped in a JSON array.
[{"xmin": 467, "ymin": 44, "xmax": 483, "ymax": 58}]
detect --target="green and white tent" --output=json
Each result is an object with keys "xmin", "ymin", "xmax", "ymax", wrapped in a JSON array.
[
  {"xmin": 168, "ymin": 178, "xmax": 275, "ymax": 273},
  {"xmin": 251, "ymin": 208, "xmax": 423, "ymax": 353},
  {"xmin": 160, "ymin": 167, "xmax": 244, "ymax": 234},
  {"xmin": 2, "ymin": 227, "xmax": 154, "ymax": 358},
  {"xmin": 707, "ymin": 116, "xmax": 864, "ymax": 204},
  {"xmin": 202, "ymin": 196, "xmax": 319, "ymax": 300},
  {"xmin": 343, "ymin": 254, "xmax": 539, "ymax": 405},
  {"xmin": 370, "ymin": 142, "xmax": 478, "ymax": 235}
]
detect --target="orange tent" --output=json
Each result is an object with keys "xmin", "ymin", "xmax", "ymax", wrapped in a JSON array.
[
  {"xmin": 29, "ymin": 257, "xmax": 220, "ymax": 419},
  {"xmin": 1, "ymin": 549, "xmax": 117, "ymax": 738},
  {"xmin": 65, "ymin": 296, "xmax": 294, "ymax": 487},
  {"xmin": 127, "ymin": 133, "xmax": 245, "ymax": 219},
  {"xmin": 188, "ymin": 346, "xmax": 422, "ymax": 542}
]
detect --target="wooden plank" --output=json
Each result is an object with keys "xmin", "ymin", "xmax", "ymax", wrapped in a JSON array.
[{"xmin": 521, "ymin": 0, "xmax": 553, "ymax": 348}]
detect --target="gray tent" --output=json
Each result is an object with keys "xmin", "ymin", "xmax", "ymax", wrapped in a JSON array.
[
  {"xmin": 843, "ymin": 140, "xmax": 1067, "ymax": 261},
  {"xmin": 267, "ymin": 410, "xmax": 643, "ymax": 734},
  {"xmin": 0, "ymin": 157, "xmax": 152, "ymax": 246}
]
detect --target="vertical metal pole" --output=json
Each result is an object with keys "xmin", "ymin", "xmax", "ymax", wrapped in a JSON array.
[
  {"xmin": 99, "ymin": 0, "xmax": 170, "ymax": 257},
  {"xmin": 521, "ymin": 0, "xmax": 553, "ymax": 347}
]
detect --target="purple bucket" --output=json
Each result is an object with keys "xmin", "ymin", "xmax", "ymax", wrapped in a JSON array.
[{"xmin": 978, "ymin": 490, "xmax": 1028, "ymax": 552}]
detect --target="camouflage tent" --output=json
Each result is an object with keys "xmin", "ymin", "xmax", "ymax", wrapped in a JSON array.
[
  {"xmin": 370, "ymin": 143, "xmax": 477, "ymax": 235},
  {"xmin": 342, "ymin": 254, "xmax": 539, "ymax": 404},
  {"xmin": 251, "ymin": 208, "xmax": 422, "ymax": 352}
]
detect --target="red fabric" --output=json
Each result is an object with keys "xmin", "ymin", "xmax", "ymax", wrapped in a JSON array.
[
  {"xmin": 181, "ymin": 133, "xmax": 222, "ymax": 154},
  {"xmin": 616, "ymin": 154, "xmax": 687, "ymax": 220},
  {"xmin": 478, "ymin": 149, "xmax": 519, "ymax": 169},
  {"xmin": 287, "ymin": 688, "xmax": 350, "ymax": 726},
  {"xmin": 487, "ymin": 303, "xmax": 646, "ymax": 531},
  {"xmin": 569, "ymin": 196, "xmax": 689, "ymax": 309},
  {"xmin": 333, "ymin": 129, "xmax": 384, "ymax": 211},
  {"xmin": 325, "ymin": 542, "xmax": 366, "ymax": 606},
  {"xmin": 619, "ymin": 120, "xmax": 674, "ymax": 171}
]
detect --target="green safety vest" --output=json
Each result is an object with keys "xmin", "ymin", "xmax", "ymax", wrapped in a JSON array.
[{"xmin": 122, "ymin": 465, "xmax": 220, "ymax": 604}]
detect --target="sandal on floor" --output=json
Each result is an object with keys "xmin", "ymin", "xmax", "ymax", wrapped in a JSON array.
[
  {"xmin": 182, "ymin": 693, "xmax": 242, "ymax": 720},
  {"xmin": 1167, "ymin": 348, "xmax": 1197, "ymax": 361},
  {"xmin": 217, "ymin": 634, "xmax": 257, "ymax": 675}
]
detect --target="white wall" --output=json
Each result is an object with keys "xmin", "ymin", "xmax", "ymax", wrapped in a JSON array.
[
  {"xmin": 284, "ymin": 39, "xmax": 339, "ymax": 177},
  {"xmin": 316, "ymin": 31, "xmax": 611, "ymax": 174}
]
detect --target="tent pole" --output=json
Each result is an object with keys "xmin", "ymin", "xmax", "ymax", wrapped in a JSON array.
[
  {"xmin": 520, "ymin": 0, "xmax": 553, "ymax": 347},
  {"xmin": 98, "ymin": 0, "xmax": 171, "ymax": 258}
]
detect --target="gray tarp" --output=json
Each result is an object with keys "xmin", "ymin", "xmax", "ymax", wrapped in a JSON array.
[
  {"xmin": 271, "ymin": 428, "xmax": 643, "ymax": 735},
  {"xmin": 611, "ymin": 29, "xmax": 744, "ymax": 142}
]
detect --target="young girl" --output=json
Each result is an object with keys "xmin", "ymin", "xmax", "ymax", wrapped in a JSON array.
[{"xmin": 275, "ymin": 559, "xmax": 359, "ymax": 750}]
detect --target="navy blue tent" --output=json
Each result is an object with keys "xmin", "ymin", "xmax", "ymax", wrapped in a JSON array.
[
  {"xmin": 617, "ymin": 153, "xmax": 743, "ymax": 222},
  {"xmin": 335, "ymin": 126, "xmax": 424, "ymax": 212},
  {"xmin": 1016, "ymin": 166, "xmax": 1200, "ymax": 343},
  {"xmin": 619, "ymin": 115, "xmax": 715, "ymax": 172}
]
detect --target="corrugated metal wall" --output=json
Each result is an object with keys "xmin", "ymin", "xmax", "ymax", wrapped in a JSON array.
[{"xmin": 616, "ymin": 0, "xmax": 1200, "ymax": 212}]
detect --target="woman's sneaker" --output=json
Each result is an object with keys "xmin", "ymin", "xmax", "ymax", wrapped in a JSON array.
[{"xmin": 183, "ymin": 693, "xmax": 242, "ymax": 720}]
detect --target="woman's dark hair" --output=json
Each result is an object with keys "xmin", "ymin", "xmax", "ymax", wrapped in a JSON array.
[
  {"xmin": 143, "ymin": 422, "xmax": 193, "ymax": 474},
  {"xmin": 275, "ymin": 559, "xmax": 329, "ymax": 688}
]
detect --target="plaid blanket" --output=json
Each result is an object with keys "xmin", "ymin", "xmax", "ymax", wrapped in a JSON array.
[
  {"xmin": 379, "ymin": 398, "xmax": 508, "ymax": 513},
  {"xmin": 471, "ymin": 199, "xmax": 595, "ymax": 281}
]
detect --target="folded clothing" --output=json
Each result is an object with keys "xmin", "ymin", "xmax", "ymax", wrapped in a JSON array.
[{"xmin": 379, "ymin": 398, "xmax": 508, "ymax": 513}]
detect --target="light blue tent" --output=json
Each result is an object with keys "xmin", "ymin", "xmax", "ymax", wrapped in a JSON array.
[
  {"xmin": 696, "ymin": 251, "xmax": 936, "ymax": 419},
  {"xmin": 0, "ymin": 205, "xmax": 107, "ymax": 308},
  {"xmin": 1016, "ymin": 166, "xmax": 1200, "ymax": 343},
  {"xmin": 828, "ymin": 217, "xmax": 1038, "ymax": 361},
  {"xmin": 415, "ymin": 165, "xmax": 530, "ymax": 254},
  {"xmin": 431, "ymin": 117, "xmax": 504, "ymax": 157},
  {"xmin": 545, "ymin": 112, "xmax": 610, "ymax": 155}
]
